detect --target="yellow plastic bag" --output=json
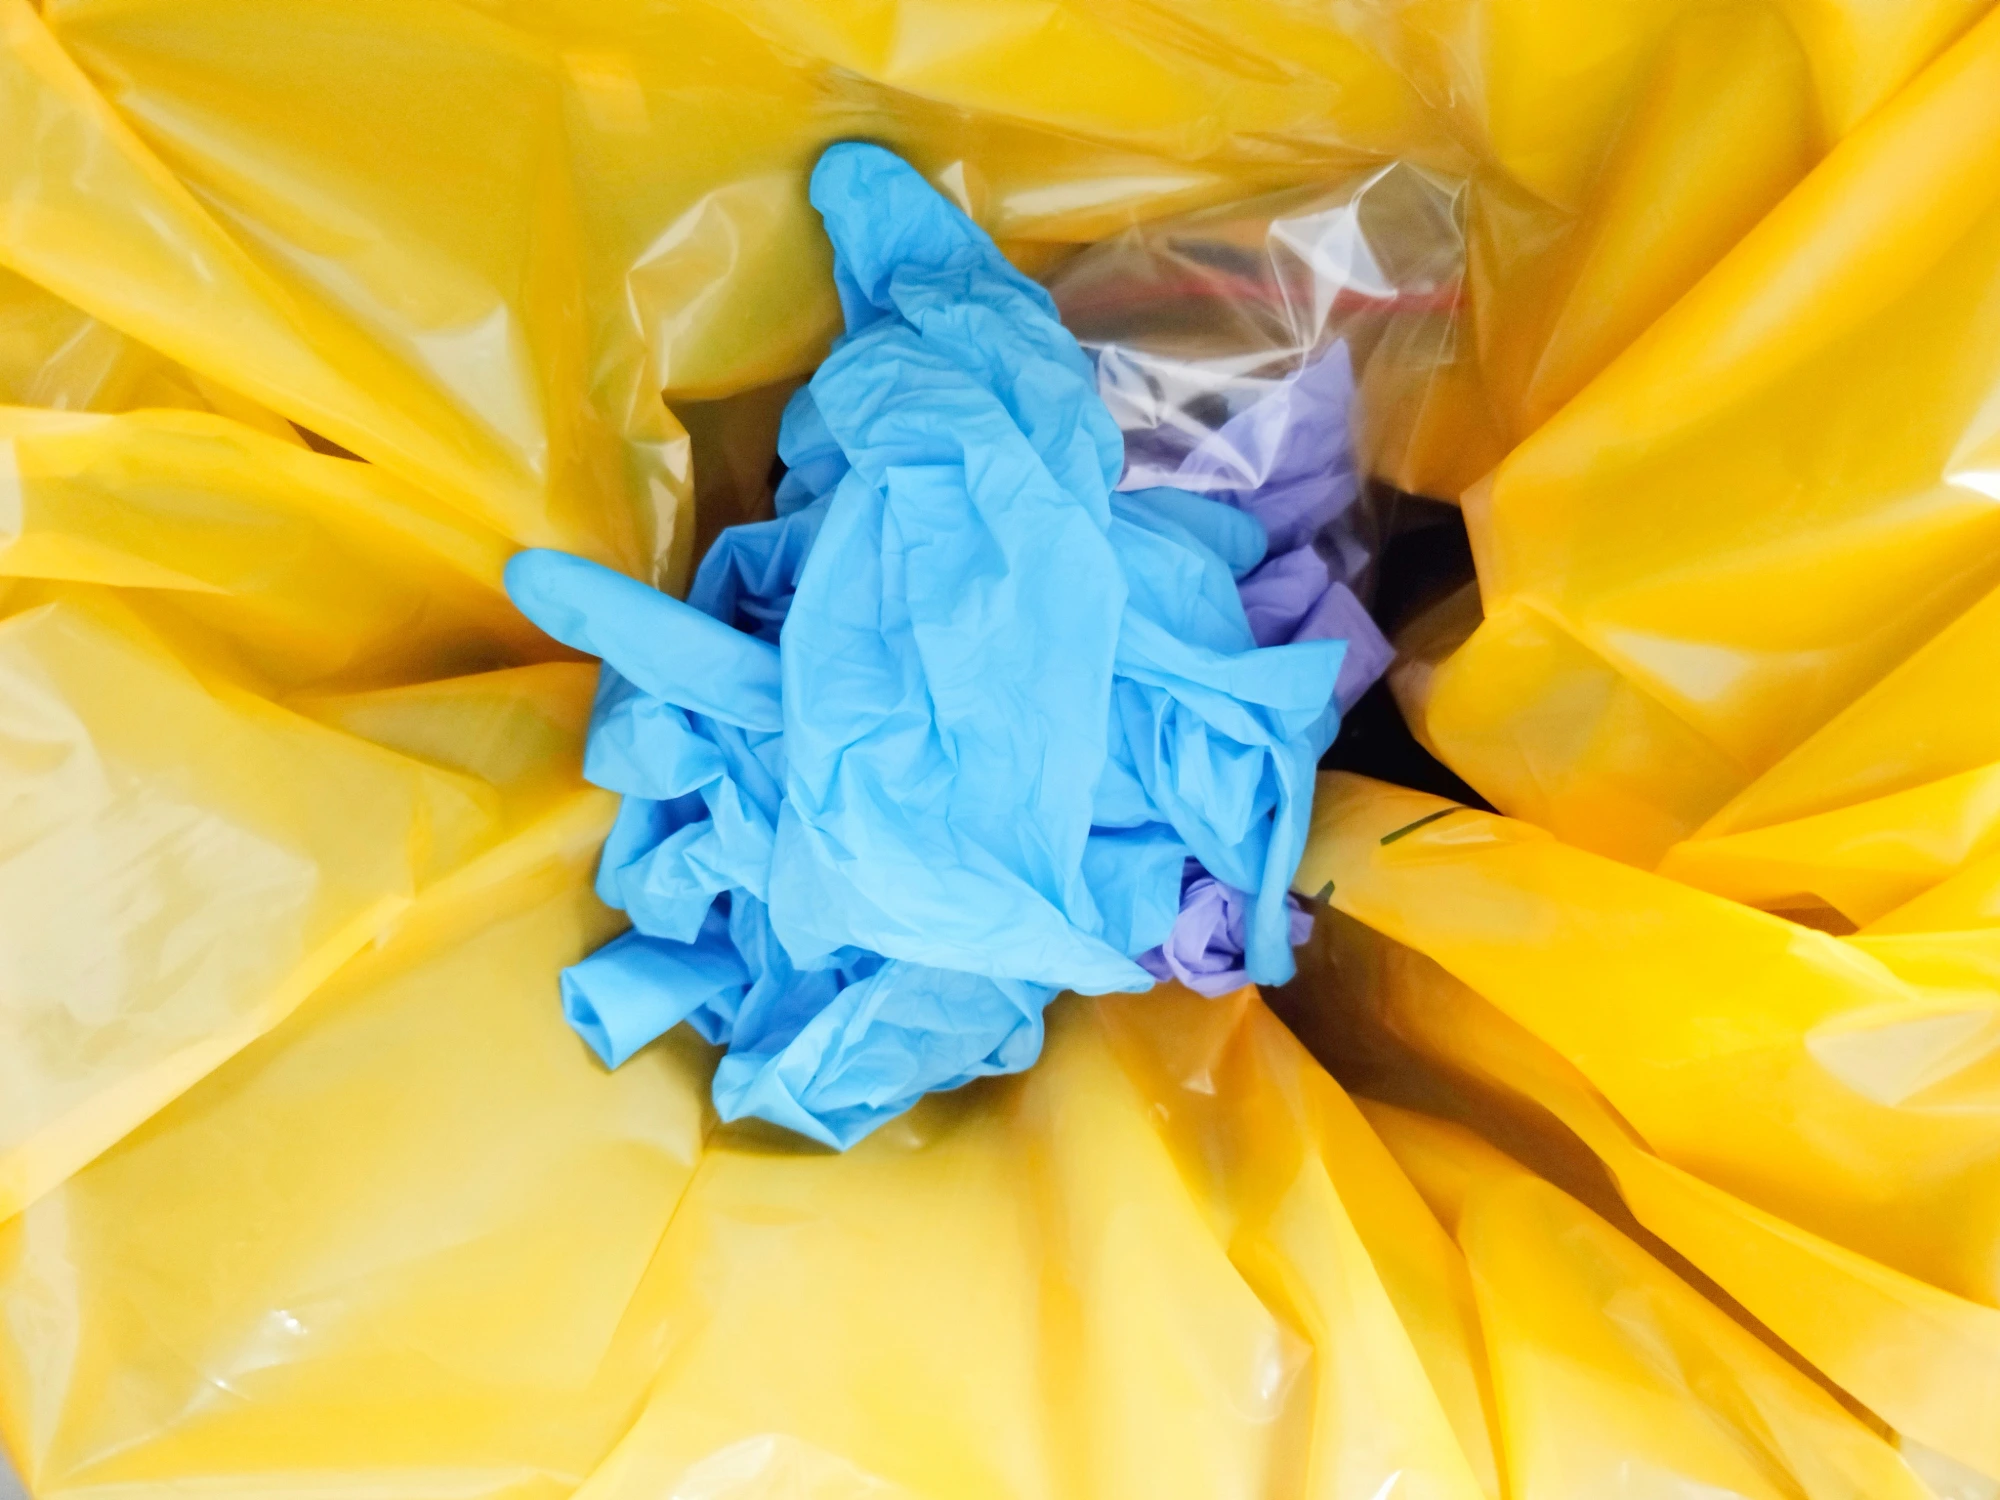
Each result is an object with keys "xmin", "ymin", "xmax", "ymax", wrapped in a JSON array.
[
  {"xmin": 0, "ymin": 268, "xmax": 299, "ymax": 438},
  {"xmin": 1659, "ymin": 581, "xmax": 2000, "ymax": 929},
  {"xmin": 0, "ymin": 403, "xmax": 587, "ymax": 1220},
  {"xmin": 1364, "ymin": 1101, "xmax": 1936, "ymax": 1500},
  {"xmin": 566, "ymin": 989, "xmax": 1499, "ymax": 1500},
  {"xmin": 1402, "ymin": 7, "xmax": 2000, "ymax": 865},
  {"xmin": 4, "ymin": 0, "xmax": 2000, "ymax": 1494},
  {"xmin": 1293, "ymin": 772, "xmax": 2000, "ymax": 1478},
  {"xmin": 0, "ymin": 930, "xmax": 1505, "ymax": 1498}
]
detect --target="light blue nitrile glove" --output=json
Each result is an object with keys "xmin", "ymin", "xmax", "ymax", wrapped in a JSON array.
[
  {"xmin": 766, "ymin": 142, "xmax": 1148, "ymax": 994},
  {"xmin": 507, "ymin": 549, "xmax": 786, "ymax": 941}
]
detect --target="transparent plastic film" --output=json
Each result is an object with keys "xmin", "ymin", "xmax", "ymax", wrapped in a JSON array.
[
  {"xmin": 1043, "ymin": 163, "xmax": 1462, "ymax": 712},
  {"xmin": 1046, "ymin": 163, "xmax": 1463, "ymax": 511}
]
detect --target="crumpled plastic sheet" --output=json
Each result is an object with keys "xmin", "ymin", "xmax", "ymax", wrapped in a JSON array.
[
  {"xmin": 507, "ymin": 144, "xmax": 1345, "ymax": 1147},
  {"xmin": 1048, "ymin": 172, "xmax": 1455, "ymax": 712},
  {"xmin": 1291, "ymin": 770, "xmax": 2000, "ymax": 1483},
  {"xmin": 1396, "ymin": 10, "xmax": 2000, "ymax": 880}
]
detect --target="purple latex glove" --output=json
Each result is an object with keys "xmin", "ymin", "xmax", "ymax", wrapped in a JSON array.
[
  {"xmin": 1237, "ymin": 545, "xmax": 1329, "ymax": 647},
  {"xmin": 1140, "ymin": 344, "xmax": 1392, "ymax": 713},
  {"xmin": 1122, "ymin": 347, "xmax": 1362, "ymax": 557},
  {"xmin": 1237, "ymin": 548, "xmax": 1393, "ymax": 712},
  {"xmin": 1138, "ymin": 862, "xmax": 1317, "ymax": 998}
]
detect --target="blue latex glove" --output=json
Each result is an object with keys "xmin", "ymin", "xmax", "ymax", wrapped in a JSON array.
[
  {"xmin": 559, "ymin": 897, "xmax": 1057, "ymax": 1149},
  {"xmin": 686, "ymin": 498, "xmax": 829, "ymax": 643},
  {"xmin": 506, "ymin": 142, "xmax": 1344, "ymax": 1150},
  {"xmin": 766, "ymin": 145, "xmax": 1147, "ymax": 993},
  {"xmin": 507, "ymin": 551, "xmax": 786, "ymax": 946}
]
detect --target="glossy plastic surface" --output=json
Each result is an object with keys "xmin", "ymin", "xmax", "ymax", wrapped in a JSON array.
[
  {"xmin": 1405, "ymin": 8, "xmax": 2000, "ymax": 868},
  {"xmin": 1364, "ymin": 1102, "xmax": 1936, "ymax": 1500},
  {"xmin": 1295, "ymin": 772, "xmax": 2000, "ymax": 1479},
  {"xmin": 7, "ymin": 0, "xmax": 1987, "ymax": 571}
]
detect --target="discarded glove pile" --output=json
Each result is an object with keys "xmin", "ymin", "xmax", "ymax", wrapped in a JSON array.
[{"xmin": 506, "ymin": 145, "xmax": 1350, "ymax": 1147}]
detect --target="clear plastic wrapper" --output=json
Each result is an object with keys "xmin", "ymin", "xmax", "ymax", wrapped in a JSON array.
[{"xmin": 1047, "ymin": 164, "xmax": 1463, "ymax": 710}]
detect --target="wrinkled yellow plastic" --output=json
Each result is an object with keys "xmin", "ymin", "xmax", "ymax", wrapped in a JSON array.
[
  {"xmin": 1363, "ymin": 1102, "xmax": 1936, "ymax": 1500},
  {"xmin": 0, "ymin": 937, "xmax": 1508, "ymax": 1498},
  {"xmin": 4, "ymin": 0, "xmax": 2000, "ymax": 1493},
  {"xmin": 0, "ymin": 269, "xmax": 300, "ymax": 439},
  {"xmin": 7, "ymin": 0, "xmax": 1985, "ymax": 555},
  {"xmin": 0, "ymin": 407, "xmax": 551, "ymax": 690},
  {"xmin": 1409, "ymin": 6, "xmax": 2000, "ymax": 864},
  {"xmin": 0, "ymin": 592, "xmax": 503, "ymax": 1222},
  {"xmin": 1661, "ymin": 579, "xmax": 2000, "ymax": 926},
  {"xmin": 571, "ymin": 990, "xmax": 1500, "ymax": 1500},
  {"xmin": 1295, "ymin": 772, "xmax": 2000, "ymax": 1478}
]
